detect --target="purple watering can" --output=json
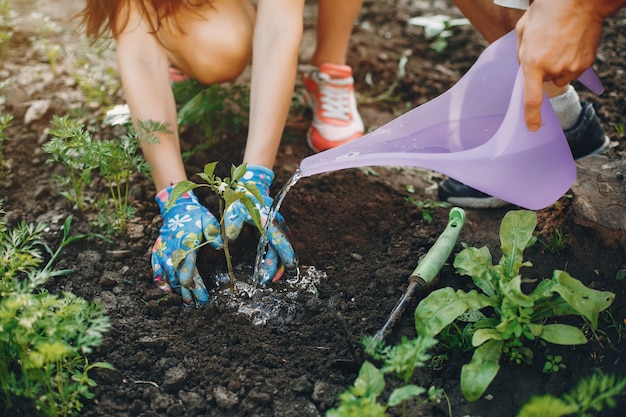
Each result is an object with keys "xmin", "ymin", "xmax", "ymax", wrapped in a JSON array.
[{"xmin": 299, "ymin": 31, "xmax": 603, "ymax": 210}]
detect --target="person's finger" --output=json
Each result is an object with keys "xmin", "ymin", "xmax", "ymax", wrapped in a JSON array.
[
  {"xmin": 257, "ymin": 245, "xmax": 281, "ymax": 286},
  {"xmin": 203, "ymin": 216, "xmax": 224, "ymax": 250},
  {"xmin": 178, "ymin": 252, "xmax": 208, "ymax": 304},
  {"xmin": 521, "ymin": 66, "xmax": 545, "ymax": 131},
  {"xmin": 190, "ymin": 267, "xmax": 209, "ymax": 304},
  {"xmin": 266, "ymin": 223, "xmax": 297, "ymax": 270}
]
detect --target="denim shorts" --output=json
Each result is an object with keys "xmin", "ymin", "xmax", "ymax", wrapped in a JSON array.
[{"xmin": 494, "ymin": 0, "xmax": 529, "ymax": 10}]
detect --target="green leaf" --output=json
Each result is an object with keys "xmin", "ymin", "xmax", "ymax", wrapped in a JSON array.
[
  {"xmin": 472, "ymin": 328, "xmax": 502, "ymax": 347},
  {"xmin": 414, "ymin": 287, "xmax": 494, "ymax": 337},
  {"xmin": 453, "ymin": 246, "xmax": 498, "ymax": 297},
  {"xmin": 240, "ymin": 195, "xmax": 264, "ymax": 234},
  {"xmin": 167, "ymin": 181, "xmax": 198, "ymax": 209},
  {"xmin": 353, "ymin": 361, "xmax": 385, "ymax": 397},
  {"xmin": 516, "ymin": 395, "xmax": 578, "ymax": 417},
  {"xmin": 500, "ymin": 275, "xmax": 533, "ymax": 307},
  {"xmin": 538, "ymin": 324, "xmax": 587, "ymax": 345},
  {"xmin": 549, "ymin": 270, "xmax": 615, "ymax": 328},
  {"xmin": 244, "ymin": 182, "xmax": 267, "ymax": 208},
  {"xmin": 499, "ymin": 210, "xmax": 536, "ymax": 278},
  {"xmin": 203, "ymin": 161, "xmax": 218, "ymax": 178},
  {"xmin": 461, "ymin": 339, "xmax": 503, "ymax": 401},
  {"xmin": 231, "ymin": 163, "xmax": 247, "ymax": 182},
  {"xmin": 388, "ymin": 384, "xmax": 426, "ymax": 407}
]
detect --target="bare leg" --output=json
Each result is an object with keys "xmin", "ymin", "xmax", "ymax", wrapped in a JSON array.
[{"xmin": 310, "ymin": 0, "xmax": 363, "ymax": 66}]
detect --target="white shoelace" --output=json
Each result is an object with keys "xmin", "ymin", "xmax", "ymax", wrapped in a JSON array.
[{"xmin": 316, "ymin": 72, "xmax": 354, "ymax": 122}]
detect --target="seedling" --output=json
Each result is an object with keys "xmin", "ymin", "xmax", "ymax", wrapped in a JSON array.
[
  {"xmin": 362, "ymin": 54, "xmax": 409, "ymax": 104},
  {"xmin": 43, "ymin": 115, "xmax": 101, "ymax": 211},
  {"xmin": 614, "ymin": 116, "xmax": 624, "ymax": 136},
  {"xmin": 96, "ymin": 119, "xmax": 164, "ymax": 234},
  {"xmin": 407, "ymin": 14, "xmax": 470, "ymax": 53},
  {"xmin": 516, "ymin": 372, "xmax": 626, "ymax": 417},
  {"xmin": 406, "ymin": 197, "xmax": 451, "ymax": 223},
  {"xmin": 327, "ymin": 335, "xmax": 441, "ymax": 417},
  {"xmin": 542, "ymin": 354, "xmax": 565, "ymax": 374},
  {"xmin": 44, "ymin": 115, "xmax": 161, "ymax": 234},
  {"xmin": 172, "ymin": 79, "xmax": 249, "ymax": 155},
  {"xmin": 0, "ymin": 203, "xmax": 112, "ymax": 416},
  {"xmin": 168, "ymin": 162, "xmax": 266, "ymax": 290},
  {"xmin": 414, "ymin": 210, "xmax": 615, "ymax": 401},
  {"xmin": 537, "ymin": 227, "xmax": 570, "ymax": 255}
]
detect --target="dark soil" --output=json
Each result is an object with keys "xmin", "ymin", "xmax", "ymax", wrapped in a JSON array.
[{"xmin": 2, "ymin": 1, "xmax": 626, "ymax": 416}]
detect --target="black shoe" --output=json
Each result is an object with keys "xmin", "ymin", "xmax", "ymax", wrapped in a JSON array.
[{"xmin": 437, "ymin": 101, "xmax": 610, "ymax": 209}]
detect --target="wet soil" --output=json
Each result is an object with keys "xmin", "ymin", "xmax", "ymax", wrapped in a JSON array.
[{"xmin": 1, "ymin": 0, "xmax": 626, "ymax": 416}]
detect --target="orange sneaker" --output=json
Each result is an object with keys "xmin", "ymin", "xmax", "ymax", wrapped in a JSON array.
[{"xmin": 303, "ymin": 63, "xmax": 364, "ymax": 152}]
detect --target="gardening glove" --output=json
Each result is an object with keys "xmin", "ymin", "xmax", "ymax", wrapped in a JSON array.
[
  {"xmin": 151, "ymin": 185, "xmax": 223, "ymax": 305},
  {"xmin": 224, "ymin": 165, "xmax": 297, "ymax": 285}
]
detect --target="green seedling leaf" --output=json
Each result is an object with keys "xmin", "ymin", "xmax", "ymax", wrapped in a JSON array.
[
  {"xmin": 454, "ymin": 246, "xmax": 498, "ymax": 296},
  {"xmin": 204, "ymin": 161, "xmax": 218, "ymax": 178},
  {"xmin": 549, "ymin": 270, "xmax": 614, "ymax": 328},
  {"xmin": 388, "ymin": 384, "xmax": 426, "ymax": 407},
  {"xmin": 240, "ymin": 195, "xmax": 264, "ymax": 234},
  {"xmin": 516, "ymin": 395, "xmax": 578, "ymax": 417},
  {"xmin": 472, "ymin": 328, "xmax": 503, "ymax": 347},
  {"xmin": 353, "ymin": 361, "xmax": 385, "ymax": 398},
  {"xmin": 243, "ymin": 182, "xmax": 266, "ymax": 209},
  {"xmin": 414, "ymin": 287, "xmax": 494, "ymax": 336},
  {"xmin": 461, "ymin": 339, "xmax": 503, "ymax": 401},
  {"xmin": 500, "ymin": 275, "xmax": 533, "ymax": 307},
  {"xmin": 167, "ymin": 180, "xmax": 198, "ymax": 209},
  {"xmin": 537, "ymin": 324, "xmax": 587, "ymax": 345},
  {"xmin": 231, "ymin": 162, "xmax": 247, "ymax": 182},
  {"xmin": 499, "ymin": 210, "xmax": 536, "ymax": 278}
]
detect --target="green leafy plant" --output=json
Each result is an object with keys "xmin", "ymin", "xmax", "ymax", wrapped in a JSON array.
[
  {"xmin": 406, "ymin": 197, "xmax": 451, "ymax": 223},
  {"xmin": 362, "ymin": 54, "xmax": 409, "ymax": 104},
  {"xmin": 537, "ymin": 227, "xmax": 570, "ymax": 255},
  {"xmin": 516, "ymin": 371, "xmax": 626, "ymax": 417},
  {"xmin": 407, "ymin": 14, "xmax": 470, "ymax": 53},
  {"xmin": 44, "ymin": 115, "xmax": 159, "ymax": 234},
  {"xmin": 414, "ymin": 210, "xmax": 615, "ymax": 401},
  {"xmin": 168, "ymin": 162, "xmax": 266, "ymax": 289},
  {"xmin": 172, "ymin": 79, "xmax": 249, "ymax": 155},
  {"xmin": 95, "ymin": 119, "xmax": 163, "ymax": 234},
  {"xmin": 328, "ymin": 335, "xmax": 441, "ymax": 417},
  {"xmin": 0, "ymin": 205, "xmax": 112, "ymax": 417},
  {"xmin": 42, "ymin": 115, "xmax": 101, "ymax": 211},
  {"xmin": 542, "ymin": 354, "xmax": 565, "ymax": 374},
  {"xmin": 0, "ymin": 0, "xmax": 16, "ymax": 54}
]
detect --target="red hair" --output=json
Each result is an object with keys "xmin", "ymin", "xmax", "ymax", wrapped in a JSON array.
[{"xmin": 77, "ymin": 0, "xmax": 212, "ymax": 41}]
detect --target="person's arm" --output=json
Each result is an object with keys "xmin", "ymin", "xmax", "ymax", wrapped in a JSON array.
[
  {"xmin": 242, "ymin": 0, "xmax": 305, "ymax": 168},
  {"xmin": 516, "ymin": 0, "xmax": 626, "ymax": 131},
  {"xmin": 114, "ymin": 7, "xmax": 187, "ymax": 192}
]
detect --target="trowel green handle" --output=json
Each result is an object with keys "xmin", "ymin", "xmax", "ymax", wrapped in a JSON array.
[
  {"xmin": 371, "ymin": 207, "xmax": 466, "ymax": 345},
  {"xmin": 409, "ymin": 207, "xmax": 465, "ymax": 285}
]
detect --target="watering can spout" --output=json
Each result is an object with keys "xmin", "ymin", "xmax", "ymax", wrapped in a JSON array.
[{"xmin": 298, "ymin": 31, "xmax": 603, "ymax": 210}]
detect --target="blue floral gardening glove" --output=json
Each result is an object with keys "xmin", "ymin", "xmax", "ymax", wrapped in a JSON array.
[
  {"xmin": 224, "ymin": 165, "xmax": 297, "ymax": 285},
  {"xmin": 151, "ymin": 186, "xmax": 223, "ymax": 305}
]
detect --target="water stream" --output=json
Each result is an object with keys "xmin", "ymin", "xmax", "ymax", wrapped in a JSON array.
[{"xmin": 252, "ymin": 168, "xmax": 303, "ymax": 284}]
